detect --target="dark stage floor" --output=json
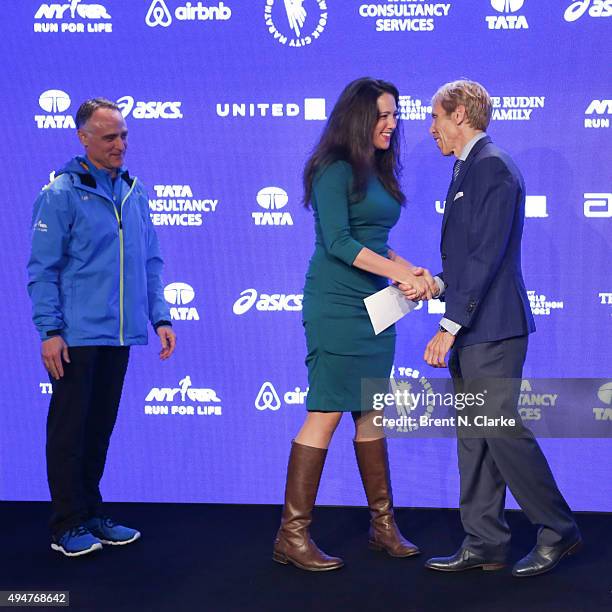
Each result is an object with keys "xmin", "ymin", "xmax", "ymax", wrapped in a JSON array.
[{"xmin": 0, "ymin": 503, "xmax": 609, "ymax": 612}]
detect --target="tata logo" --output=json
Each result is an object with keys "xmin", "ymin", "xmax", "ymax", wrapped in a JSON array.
[
  {"xmin": 593, "ymin": 382, "xmax": 612, "ymax": 421},
  {"xmin": 597, "ymin": 382, "xmax": 612, "ymax": 405},
  {"xmin": 35, "ymin": 89, "xmax": 76, "ymax": 129},
  {"xmin": 257, "ymin": 186, "xmax": 288, "ymax": 210},
  {"xmin": 486, "ymin": 0, "xmax": 529, "ymax": 29},
  {"xmin": 39, "ymin": 89, "xmax": 71, "ymax": 113},
  {"xmin": 232, "ymin": 289, "xmax": 303, "ymax": 315},
  {"xmin": 564, "ymin": 0, "xmax": 612, "ymax": 22},
  {"xmin": 164, "ymin": 282, "xmax": 200, "ymax": 320},
  {"xmin": 253, "ymin": 187, "xmax": 293, "ymax": 225}
]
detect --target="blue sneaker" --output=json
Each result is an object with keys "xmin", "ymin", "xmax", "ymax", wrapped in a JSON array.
[
  {"xmin": 85, "ymin": 517, "xmax": 141, "ymax": 546},
  {"xmin": 51, "ymin": 525, "xmax": 103, "ymax": 557}
]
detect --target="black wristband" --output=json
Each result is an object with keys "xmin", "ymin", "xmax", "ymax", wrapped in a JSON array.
[
  {"xmin": 46, "ymin": 329, "xmax": 63, "ymax": 337},
  {"xmin": 154, "ymin": 320, "xmax": 172, "ymax": 331}
]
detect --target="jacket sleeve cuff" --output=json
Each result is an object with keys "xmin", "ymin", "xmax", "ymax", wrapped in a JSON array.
[
  {"xmin": 40, "ymin": 329, "xmax": 63, "ymax": 340},
  {"xmin": 439, "ymin": 317, "xmax": 462, "ymax": 336},
  {"xmin": 154, "ymin": 320, "xmax": 172, "ymax": 331},
  {"xmin": 433, "ymin": 276, "xmax": 445, "ymax": 298}
]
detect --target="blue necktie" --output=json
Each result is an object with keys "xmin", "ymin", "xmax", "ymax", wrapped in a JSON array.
[{"xmin": 453, "ymin": 159, "xmax": 464, "ymax": 183}]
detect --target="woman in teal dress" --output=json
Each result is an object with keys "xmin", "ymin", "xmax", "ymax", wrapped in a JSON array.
[{"xmin": 273, "ymin": 78, "xmax": 438, "ymax": 571}]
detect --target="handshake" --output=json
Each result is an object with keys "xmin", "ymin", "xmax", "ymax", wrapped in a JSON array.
[{"xmin": 393, "ymin": 267, "xmax": 440, "ymax": 302}]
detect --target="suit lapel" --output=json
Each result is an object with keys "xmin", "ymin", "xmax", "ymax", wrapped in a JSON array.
[{"xmin": 441, "ymin": 135, "xmax": 492, "ymax": 238}]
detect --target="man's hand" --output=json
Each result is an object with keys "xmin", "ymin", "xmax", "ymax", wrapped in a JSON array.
[
  {"xmin": 157, "ymin": 326, "xmax": 176, "ymax": 360},
  {"xmin": 424, "ymin": 330, "xmax": 455, "ymax": 368},
  {"xmin": 42, "ymin": 336, "xmax": 70, "ymax": 380},
  {"xmin": 412, "ymin": 267, "xmax": 440, "ymax": 298},
  {"xmin": 397, "ymin": 280, "xmax": 425, "ymax": 301},
  {"xmin": 397, "ymin": 266, "xmax": 436, "ymax": 301}
]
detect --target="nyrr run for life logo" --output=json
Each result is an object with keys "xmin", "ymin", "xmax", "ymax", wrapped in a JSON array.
[
  {"xmin": 264, "ymin": 0, "xmax": 328, "ymax": 47},
  {"xmin": 144, "ymin": 375, "xmax": 222, "ymax": 416},
  {"xmin": 34, "ymin": 0, "xmax": 112, "ymax": 33}
]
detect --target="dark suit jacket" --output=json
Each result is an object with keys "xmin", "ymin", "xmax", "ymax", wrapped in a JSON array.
[{"xmin": 438, "ymin": 135, "xmax": 536, "ymax": 348}]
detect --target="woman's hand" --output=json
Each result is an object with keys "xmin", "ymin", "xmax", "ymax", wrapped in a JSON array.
[
  {"xmin": 411, "ymin": 267, "xmax": 440, "ymax": 298},
  {"xmin": 396, "ymin": 267, "xmax": 438, "ymax": 301}
]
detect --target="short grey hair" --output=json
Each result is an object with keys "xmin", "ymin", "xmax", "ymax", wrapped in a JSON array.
[
  {"xmin": 432, "ymin": 80, "xmax": 492, "ymax": 131},
  {"xmin": 75, "ymin": 98, "xmax": 121, "ymax": 129}
]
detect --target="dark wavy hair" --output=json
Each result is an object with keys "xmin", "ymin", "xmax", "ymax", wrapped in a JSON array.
[{"xmin": 303, "ymin": 77, "xmax": 405, "ymax": 207}]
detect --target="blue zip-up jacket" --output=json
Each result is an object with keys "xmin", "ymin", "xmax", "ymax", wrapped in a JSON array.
[{"xmin": 27, "ymin": 156, "xmax": 170, "ymax": 346}]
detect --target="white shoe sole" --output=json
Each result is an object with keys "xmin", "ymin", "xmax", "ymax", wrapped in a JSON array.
[
  {"xmin": 99, "ymin": 531, "xmax": 141, "ymax": 546},
  {"xmin": 51, "ymin": 542, "xmax": 103, "ymax": 557}
]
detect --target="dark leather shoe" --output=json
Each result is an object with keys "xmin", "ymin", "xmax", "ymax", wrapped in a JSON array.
[
  {"xmin": 512, "ymin": 538, "xmax": 582, "ymax": 578},
  {"xmin": 425, "ymin": 548, "xmax": 505, "ymax": 572}
]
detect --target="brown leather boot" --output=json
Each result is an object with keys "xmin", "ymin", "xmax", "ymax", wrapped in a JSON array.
[
  {"xmin": 354, "ymin": 438, "xmax": 420, "ymax": 558},
  {"xmin": 273, "ymin": 441, "xmax": 344, "ymax": 571}
]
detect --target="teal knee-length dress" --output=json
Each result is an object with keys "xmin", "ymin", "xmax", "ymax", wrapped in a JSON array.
[{"xmin": 303, "ymin": 160, "xmax": 401, "ymax": 413}]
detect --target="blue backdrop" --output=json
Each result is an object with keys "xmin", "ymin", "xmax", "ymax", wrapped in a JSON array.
[{"xmin": 1, "ymin": 0, "xmax": 611, "ymax": 510}]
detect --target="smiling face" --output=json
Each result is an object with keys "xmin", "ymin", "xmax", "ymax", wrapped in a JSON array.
[
  {"xmin": 429, "ymin": 100, "xmax": 463, "ymax": 157},
  {"xmin": 78, "ymin": 108, "xmax": 128, "ymax": 175},
  {"xmin": 372, "ymin": 92, "xmax": 398, "ymax": 151}
]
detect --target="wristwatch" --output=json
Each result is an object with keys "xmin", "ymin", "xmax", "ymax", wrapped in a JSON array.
[{"xmin": 439, "ymin": 325, "xmax": 448, "ymax": 333}]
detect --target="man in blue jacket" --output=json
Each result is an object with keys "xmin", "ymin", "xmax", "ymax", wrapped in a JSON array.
[
  {"xmin": 27, "ymin": 98, "xmax": 176, "ymax": 557},
  {"xmin": 418, "ymin": 80, "xmax": 580, "ymax": 577}
]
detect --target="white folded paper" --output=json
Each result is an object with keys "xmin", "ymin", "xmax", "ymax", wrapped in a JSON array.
[{"xmin": 364, "ymin": 285, "xmax": 419, "ymax": 335}]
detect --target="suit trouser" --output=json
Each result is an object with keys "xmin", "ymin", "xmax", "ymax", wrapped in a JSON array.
[
  {"xmin": 46, "ymin": 346, "xmax": 130, "ymax": 538},
  {"xmin": 449, "ymin": 336, "xmax": 577, "ymax": 562}
]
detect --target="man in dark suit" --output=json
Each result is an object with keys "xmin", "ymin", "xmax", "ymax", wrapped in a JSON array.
[{"xmin": 419, "ymin": 79, "xmax": 580, "ymax": 577}]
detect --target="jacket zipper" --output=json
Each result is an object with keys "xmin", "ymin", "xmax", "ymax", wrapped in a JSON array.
[{"xmin": 111, "ymin": 179, "xmax": 137, "ymax": 345}]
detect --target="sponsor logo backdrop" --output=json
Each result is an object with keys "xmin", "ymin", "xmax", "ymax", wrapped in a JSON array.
[{"xmin": 2, "ymin": 1, "xmax": 611, "ymax": 510}]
